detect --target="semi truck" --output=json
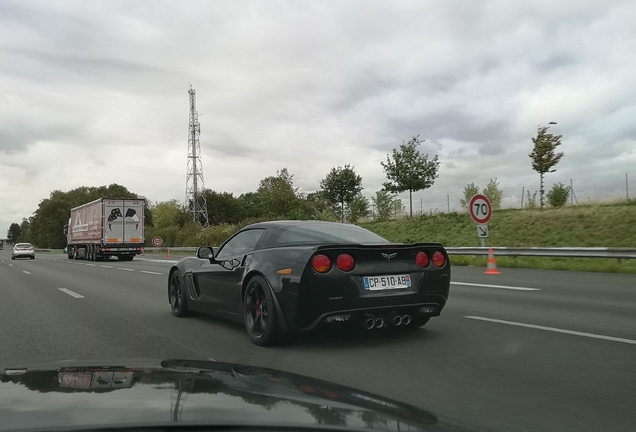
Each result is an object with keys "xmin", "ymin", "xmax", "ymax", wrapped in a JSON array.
[{"xmin": 66, "ymin": 198, "xmax": 145, "ymax": 261}]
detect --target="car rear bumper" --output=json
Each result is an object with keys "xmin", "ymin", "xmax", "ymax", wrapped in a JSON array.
[
  {"xmin": 12, "ymin": 252, "xmax": 35, "ymax": 258},
  {"xmin": 297, "ymin": 297, "xmax": 445, "ymax": 331}
]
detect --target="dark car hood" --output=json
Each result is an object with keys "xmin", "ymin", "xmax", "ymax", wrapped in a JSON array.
[{"xmin": 0, "ymin": 359, "xmax": 450, "ymax": 432}]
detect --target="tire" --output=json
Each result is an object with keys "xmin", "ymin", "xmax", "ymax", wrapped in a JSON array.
[
  {"xmin": 169, "ymin": 271, "xmax": 190, "ymax": 317},
  {"xmin": 11, "ymin": 255, "xmax": 15, "ymax": 260},
  {"xmin": 30, "ymin": 256, "xmax": 35, "ymax": 260},
  {"xmin": 243, "ymin": 275, "xmax": 281, "ymax": 346},
  {"xmin": 405, "ymin": 316, "xmax": 430, "ymax": 329}
]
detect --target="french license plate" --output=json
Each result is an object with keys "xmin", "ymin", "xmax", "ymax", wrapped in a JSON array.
[{"xmin": 363, "ymin": 274, "xmax": 411, "ymax": 291}]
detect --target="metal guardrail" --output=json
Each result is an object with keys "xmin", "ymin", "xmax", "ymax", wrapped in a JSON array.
[
  {"xmin": 142, "ymin": 246, "xmax": 636, "ymax": 259},
  {"xmin": 445, "ymin": 247, "xmax": 636, "ymax": 259}
]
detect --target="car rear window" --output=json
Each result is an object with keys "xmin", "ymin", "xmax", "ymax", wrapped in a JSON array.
[
  {"xmin": 16, "ymin": 244, "xmax": 32, "ymax": 249},
  {"xmin": 271, "ymin": 224, "xmax": 389, "ymax": 247}
]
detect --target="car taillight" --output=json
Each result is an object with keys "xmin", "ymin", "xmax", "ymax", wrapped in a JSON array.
[
  {"xmin": 432, "ymin": 251, "xmax": 445, "ymax": 268},
  {"xmin": 416, "ymin": 251, "xmax": 429, "ymax": 268},
  {"xmin": 30, "ymin": 246, "xmax": 34, "ymax": 250},
  {"xmin": 312, "ymin": 254, "xmax": 331, "ymax": 273},
  {"xmin": 336, "ymin": 254, "xmax": 355, "ymax": 272}
]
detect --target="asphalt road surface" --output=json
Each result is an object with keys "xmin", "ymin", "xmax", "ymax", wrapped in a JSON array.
[{"xmin": 1, "ymin": 248, "xmax": 635, "ymax": 432}]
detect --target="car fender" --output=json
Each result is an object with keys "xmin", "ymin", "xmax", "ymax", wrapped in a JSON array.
[{"xmin": 241, "ymin": 270, "xmax": 292, "ymax": 333}]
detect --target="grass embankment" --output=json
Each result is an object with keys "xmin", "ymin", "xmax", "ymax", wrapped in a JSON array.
[{"xmin": 360, "ymin": 202, "xmax": 636, "ymax": 274}]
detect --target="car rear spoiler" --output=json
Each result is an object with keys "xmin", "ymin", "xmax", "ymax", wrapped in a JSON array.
[{"xmin": 315, "ymin": 242, "xmax": 445, "ymax": 251}]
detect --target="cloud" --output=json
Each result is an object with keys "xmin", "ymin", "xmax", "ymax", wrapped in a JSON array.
[{"xmin": 1, "ymin": 0, "xmax": 636, "ymax": 231}]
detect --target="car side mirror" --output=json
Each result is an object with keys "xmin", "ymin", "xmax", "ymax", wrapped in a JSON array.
[{"xmin": 197, "ymin": 247, "xmax": 216, "ymax": 262}]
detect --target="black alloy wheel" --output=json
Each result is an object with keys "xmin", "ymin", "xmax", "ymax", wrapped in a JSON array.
[
  {"xmin": 243, "ymin": 276, "xmax": 280, "ymax": 346},
  {"xmin": 169, "ymin": 271, "xmax": 189, "ymax": 317}
]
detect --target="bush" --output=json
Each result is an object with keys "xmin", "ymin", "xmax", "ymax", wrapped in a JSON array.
[
  {"xmin": 195, "ymin": 224, "xmax": 239, "ymax": 246},
  {"xmin": 547, "ymin": 183, "xmax": 570, "ymax": 208}
]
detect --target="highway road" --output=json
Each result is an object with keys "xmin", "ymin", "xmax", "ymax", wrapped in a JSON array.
[{"xmin": 1, "ymin": 248, "xmax": 635, "ymax": 432}]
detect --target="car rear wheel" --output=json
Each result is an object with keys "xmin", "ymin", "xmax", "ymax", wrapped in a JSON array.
[
  {"xmin": 243, "ymin": 276, "xmax": 280, "ymax": 346},
  {"xmin": 169, "ymin": 271, "xmax": 189, "ymax": 317}
]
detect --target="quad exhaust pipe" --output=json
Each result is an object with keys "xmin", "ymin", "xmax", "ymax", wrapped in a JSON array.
[
  {"xmin": 364, "ymin": 314, "xmax": 410, "ymax": 329},
  {"xmin": 388, "ymin": 312, "xmax": 402, "ymax": 327}
]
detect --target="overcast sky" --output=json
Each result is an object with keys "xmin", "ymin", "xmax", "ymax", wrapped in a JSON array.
[{"xmin": 2, "ymin": 0, "xmax": 636, "ymax": 231}]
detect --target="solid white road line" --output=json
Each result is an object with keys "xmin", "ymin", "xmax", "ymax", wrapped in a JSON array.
[
  {"xmin": 117, "ymin": 268, "xmax": 135, "ymax": 272},
  {"xmin": 136, "ymin": 258, "xmax": 180, "ymax": 264},
  {"xmin": 451, "ymin": 282, "xmax": 540, "ymax": 291},
  {"xmin": 23, "ymin": 271, "xmax": 31, "ymax": 275},
  {"xmin": 85, "ymin": 263, "xmax": 97, "ymax": 267},
  {"xmin": 465, "ymin": 316, "xmax": 636, "ymax": 346},
  {"xmin": 140, "ymin": 271, "xmax": 163, "ymax": 275},
  {"xmin": 100, "ymin": 265, "xmax": 113, "ymax": 268},
  {"xmin": 58, "ymin": 288, "xmax": 85, "ymax": 299}
]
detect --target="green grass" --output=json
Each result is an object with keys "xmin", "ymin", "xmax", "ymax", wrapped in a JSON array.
[{"xmin": 359, "ymin": 202, "xmax": 636, "ymax": 274}]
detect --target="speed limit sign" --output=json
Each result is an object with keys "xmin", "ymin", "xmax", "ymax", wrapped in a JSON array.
[
  {"xmin": 469, "ymin": 194, "xmax": 492, "ymax": 224},
  {"xmin": 152, "ymin": 236, "xmax": 163, "ymax": 247}
]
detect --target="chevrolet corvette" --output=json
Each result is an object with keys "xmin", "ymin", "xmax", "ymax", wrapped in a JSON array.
[{"xmin": 168, "ymin": 220, "xmax": 450, "ymax": 346}]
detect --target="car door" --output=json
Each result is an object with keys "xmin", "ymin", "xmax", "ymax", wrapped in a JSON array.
[{"xmin": 194, "ymin": 229, "xmax": 266, "ymax": 313}]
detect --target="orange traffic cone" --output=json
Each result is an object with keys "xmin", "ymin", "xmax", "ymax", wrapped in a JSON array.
[
  {"xmin": 166, "ymin": 248, "xmax": 171, "ymax": 259},
  {"xmin": 484, "ymin": 248, "xmax": 501, "ymax": 275}
]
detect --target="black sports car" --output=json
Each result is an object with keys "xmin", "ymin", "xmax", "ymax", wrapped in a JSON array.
[{"xmin": 168, "ymin": 220, "xmax": 450, "ymax": 345}]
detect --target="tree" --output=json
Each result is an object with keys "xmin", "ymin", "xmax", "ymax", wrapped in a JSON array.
[
  {"xmin": 381, "ymin": 135, "xmax": 440, "ymax": 217},
  {"xmin": 152, "ymin": 200, "xmax": 183, "ymax": 229},
  {"xmin": 529, "ymin": 125, "xmax": 564, "ymax": 209},
  {"xmin": 482, "ymin": 178, "xmax": 503, "ymax": 210},
  {"xmin": 203, "ymin": 190, "xmax": 246, "ymax": 225},
  {"xmin": 391, "ymin": 199, "xmax": 406, "ymax": 219},
  {"xmin": 7, "ymin": 223, "xmax": 21, "ymax": 244},
  {"xmin": 320, "ymin": 165, "xmax": 364, "ymax": 222},
  {"xmin": 547, "ymin": 183, "xmax": 570, "ymax": 208},
  {"xmin": 459, "ymin": 182, "xmax": 480, "ymax": 210},
  {"xmin": 525, "ymin": 190, "xmax": 538, "ymax": 209},
  {"xmin": 372, "ymin": 190, "xmax": 395, "ymax": 221},
  {"xmin": 18, "ymin": 218, "xmax": 31, "ymax": 243},
  {"xmin": 346, "ymin": 194, "xmax": 370, "ymax": 223},
  {"xmin": 255, "ymin": 168, "xmax": 302, "ymax": 218}
]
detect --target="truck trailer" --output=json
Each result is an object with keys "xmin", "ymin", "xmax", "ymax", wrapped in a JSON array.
[{"xmin": 66, "ymin": 198, "xmax": 145, "ymax": 261}]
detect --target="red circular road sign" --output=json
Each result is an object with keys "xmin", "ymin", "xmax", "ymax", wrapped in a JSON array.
[
  {"xmin": 468, "ymin": 194, "xmax": 492, "ymax": 224},
  {"xmin": 152, "ymin": 236, "xmax": 164, "ymax": 247}
]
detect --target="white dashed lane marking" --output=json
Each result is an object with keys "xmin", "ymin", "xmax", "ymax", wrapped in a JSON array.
[
  {"xmin": 58, "ymin": 288, "xmax": 85, "ymax": 299},
  {"xmin": 100, "ymin": 265, "xmax": 113, "ymax": 268},
  {"xmin": 117, "ymin": 268, "xmax": 135, "ymax": 272},
  {"xmin": 451, "ymin": 282, "xmax": 540, "ymax": 291},
  {"xmin": 23, "ymin": 271, "xmax": 31, "ymax": 274}
]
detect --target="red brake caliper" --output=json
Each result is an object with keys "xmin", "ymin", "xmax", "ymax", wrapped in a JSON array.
[{"xmin": 255, "ymin": 298, "xmax": 261, "ymax": 316}]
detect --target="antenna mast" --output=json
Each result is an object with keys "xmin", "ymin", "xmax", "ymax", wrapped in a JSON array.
[{"xmin": 185, "ymin": 85, "xmax": 209, "ymax": 227}]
